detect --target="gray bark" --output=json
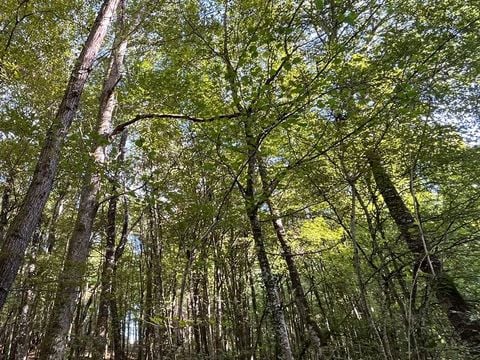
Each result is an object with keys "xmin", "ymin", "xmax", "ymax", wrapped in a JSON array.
[
  {"xmin": 38, "ymin": 4, "xmax": 125, "ymax": 358},
  {"xmin": 8, "ymin": 231, "xmax": 40, "ymax": 360},
  {"xmin": 0, "ymin": 0, "xmax": 120, "ymax": 310},
  {"xmin": 46, "ymin": 192, "xmax": 66, "ymax": 254},
  {"xmin": 90, "ymin": 12, "xmax": 128, "ymax": 356},
  {"xmin": 110, "ymin": 194, "xmax": 129, "ymax": 360},
  {"xmin": 258, "ymin": 158, "xmax": 326, "ymax": 357},
  {"xmin": 367, "ymin": 149, "xmax": 480, "ymax": 352},
  {"xmin": 243, "ymin": 121, "xmax": 293, "ymax": 360},
  {"xmin": 92, "ymin": 192, "xmax": 118, "ymax": 359},
  {"xmin": 0, "ymin": 175, "xmax": 12, "ymax": 243},
  {"xmin": 92, "ymin": 131, "xmax": 128, "ymax": 359}
]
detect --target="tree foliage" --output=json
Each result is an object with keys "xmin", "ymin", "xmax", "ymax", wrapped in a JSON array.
[{"xmin": 0, "ymin": 0, "xmax": 479, "ymax": 359}]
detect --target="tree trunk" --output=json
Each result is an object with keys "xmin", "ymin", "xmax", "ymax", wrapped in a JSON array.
[
  {"xmin": 242, "ymin": 121, "xmax": 293, "ymax": 360},
  {"xmin": 110, "ymin": 290, "xmax": 124, "ymax": 360},
  {"xmin": 93, "ymin": 132, "xmax": 129, "ymax": 359},
  {"xmin": 37, "ymin": 4, "xmax": 125, "ymax": 358},
  {"xmin": 213, "ymin": 235, "xmax": 224, "ymax": 357},
  {"xmin": 0, "ymin": 0, "xmax": 120, "ymax": 311},
  {"xmin": 367, "ymin": 149, "xmax": 480, "ymax": 351},
  {"xmin": 45, "ymin": 192, "xmax": 66, "ymax": 254},
  {"xmin": 8, "ymin": 229, "xmax": 41, "ymax": 360},
  {"xmin": 150, "ymin": 204, "xmax": 165, "ymax": 357},
  {"xmin": 92, "ymin": 191, "xmax": 118, "ymax": 359},
  {"xmin": 0, "ymin": 174, "xmax": 13, "ymax": 243},
  {"xmin": 37, "ymin": 183, "xmax": 97, "ymax": 359},
  {"xmin": 175, "ymin": 249, "xmax": 194, "ymax": 349},
  {"xmin": 349, "ymin": 185, "xmax": 393, "ymax": 359},
  {"xmin": 258, "ymin": 158, "xmax": 326, "ymax": 356},
  {"xmin": 199, "ymin": 267, "xmax": 210, "ymax": 356},
  {"xmin": 110, "ymin": 194, "xmax": 129, "ymax": 360}
]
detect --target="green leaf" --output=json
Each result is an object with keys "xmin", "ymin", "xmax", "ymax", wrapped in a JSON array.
[
  {"xmin": 315, "ymin": 0, "xmax": 324, "ymax": 10},
  {"xmin": 344, "ymin": 12, "xmax": 358, "ymax": 26},
  {"xmin": 135, "ymin": 138, "xmax": 145, "ymax": 148}
]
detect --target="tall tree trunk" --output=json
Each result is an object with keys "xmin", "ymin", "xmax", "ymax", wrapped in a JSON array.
[
  {"xmin": 242, "ymin": 121, "xmax": 293, "ymax": 360},
  {"xmin": 151, "ymin": 204, "xmax": 165, "ymax": 357},
  {"xmin": 8, "ymin": 229, "xmax": 41, "ymax": 360},
  {"xmin": 191, "ymin": 271, "xmax": 201, "ymax": 355},
  {"xmin": 349, "ymin": 185, "xmax": 393, "ymax": 359},
  {"xmin": 175, "ymin": 249, "xmax": 194, "ymax": 349},
  {"xmin": 92, "ymin": 190, "xmax": 118, "ymax": 359},
  {"xmin": 213, "ymin": 235, "xmax": 224, "ymax": 357},
  {"xmin": 93, "ymin": 130, "xmax": 128, "ymax": 359},
  {"xmin": 199, "ymin": 266, "xmax": 210, "ymax": 356},
  {"xmin": 45, "ymin": 192, "xmax": 66, "ymax": 254},
  {"xmin": 0, "ymin": 174, "xmax": 13, "ymax": 243},
  {"xmin": 110, "ymin": 289, "xmax": 123, "ymax": 360},
  {"xmin": 110, "ymin": 194, "xmax": 129, "ymax": 360},
  {"xmin": 258, "ymin": 158, "xmax": 326, "ymax": 356},
  {"xmin": 247, "ymin": 253, "xmax": 261, "ymax": 359},
  {"xmin": 367, "ymin": 149, "xmax": 480, "ymax": 351},
  {"xmin": 0, "ymin": 0, "xmax": 120, "ymax": 310},
  {"xmin": 143, "ymin": 209, "xmax": 160, "ymax": 360},
  {"xmin": 38, "ymin": 5, "xmax": 125, "ymax": 358}
]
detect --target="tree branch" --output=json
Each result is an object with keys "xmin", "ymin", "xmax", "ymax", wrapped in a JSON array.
[{"xmin": 109, "ymin": 112, "xmax": 242, "ymax": 137}]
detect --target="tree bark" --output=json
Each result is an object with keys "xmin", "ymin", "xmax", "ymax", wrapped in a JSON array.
[
  {"xmin": 367, "ymin": 149, "xmax": 480, "ymax": 351},
  {"xmin": 92, "ymin": 191, "xmax": 118, "ymax": 359},
  {"xmin": 175, "ymin": 249, "xmax": 194, "ymax": 348},
  {"xmin": 45, "ymin": 192, "xmax": 66, "ymax": 254},
  {"xmin": 349, "ymin": 185, "xmax": 393, "ymax": 359},
  {"xmin": 258, "ymin": 158, "xmax": 326, "ymax": 356},
  {"xmin": 93, "ymin": 130, "xmax": 128, "ymax": 359},
  {"xmin": 8, "ymin": 229, "xmax": 40, "ymax": 360},
  {"xmin": 0, "ymin": 0, "xmax": 120, "ymax": 311},
  {"xmin": 0, "ymin": 174, "xmax": 13, "ymax": 243},
  {"xmin": 110, "ymin": 194, "xmax": 129, "ymax": 360},
  {"xmin": 37, "ymin": 4, "xmax": 125, "ymax": 358},
  {"xmin": 242, "ymin": 121, "xmax": 293, "ymax": 360}
]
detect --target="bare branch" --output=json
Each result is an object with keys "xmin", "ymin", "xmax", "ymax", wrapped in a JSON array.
[{"xmin": 110, "ymin": 112, "xmax": 242, "ymax": 137}]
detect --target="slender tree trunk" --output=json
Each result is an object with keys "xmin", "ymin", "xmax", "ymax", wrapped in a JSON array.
[
  {"xmin": 192, "ymin": 271, "xmax": 201, "ymax": 355},
  {"xmin": 247, "ymin": 254, "xmax": 260, "ymax": 360},
  {"xmin": 92, "ymin": 191, "xmax": 118, "ymax": 359},
  {"xmin": 0, "ymin": 174, "xmax": 13, "ymax": 243},
  {"xmin": 213, "ymin": 235, "xmax": 223, "ymax": 357},
  {"xmin": 150, "ymin": 205, "xmax": 165, "ymax": 357},
  {"xmin": 137, "ymin": 248, "xmax": 145, "ymax": 360},
  {"xmin": 242, "ymin": 121, "xmax": 293, "ymax": 360},
  {"xmin": 110, "ymin": 194, "xmax": 129, "ymax": 360},
  {"xmin": 258, "ymin": 158, "xmax": 326, "ymax": 356},
  {"xmin": 110, "ymin": 275, "xmax": 124, "ymax": 360},
  {"xmin": 143, "ymin": 209, "xmax": 161, "ymax": 360},
  {"xmin": 109, "ymin": 298, "xmax": 122, "ymax": 356},
  {"xmin": 349, "ymin": 186, "xmax": 393, "ymax": 359},
  {"xmin": 8, "ymin": 230, "xmax": 40, "ymax": 360},
  {"xmin": 176, "ymin": 249, "xmax": 194, "ymax": 348},
  {"xmin": 367, "ymin": 149, "xmax": 480, "ymax": 351},
  {"xmin": 0, "ymin": 0, "xmax": 120, "ymax": 310},
  {"xmin": 93, "ymin": 130, "xmax": 129, "ymax": 359},
  {"xmin": 92, "ymin": 7, "xmax": 128, "ymax": 352},
  {"xmin": 45, "ymin": 192, "xmax": 66, "ymax": 254},
  {"xmin": 200, "ymin": 266, "xmax": 210, "ymax": 356},
  {"xmin": 38, "ymin": 6, "xmax": 125, "ymax": 358}
]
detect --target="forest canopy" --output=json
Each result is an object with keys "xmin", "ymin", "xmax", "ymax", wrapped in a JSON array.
[{"xmin": 0, "ymin": 0, "xmax": 479, "ymax": 359}]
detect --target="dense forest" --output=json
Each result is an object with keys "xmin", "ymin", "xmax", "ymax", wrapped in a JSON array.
[{"xmin": 0, "ymin": 0, "xmax": 479, "ymax": 359}]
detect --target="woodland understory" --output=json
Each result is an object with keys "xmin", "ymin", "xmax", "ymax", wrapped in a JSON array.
[{"xmin": 0, "ymin": 0, "xmax": 479, "ymax": 359}]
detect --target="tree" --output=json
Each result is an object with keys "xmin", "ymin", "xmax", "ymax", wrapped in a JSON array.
[
  {"xmin": 0, "ymin": 0, "xmax": 479, "ymax": 359},
  {"xmin": 0, "ymin": 0, "xmax": 120, "ymax": 310}
]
